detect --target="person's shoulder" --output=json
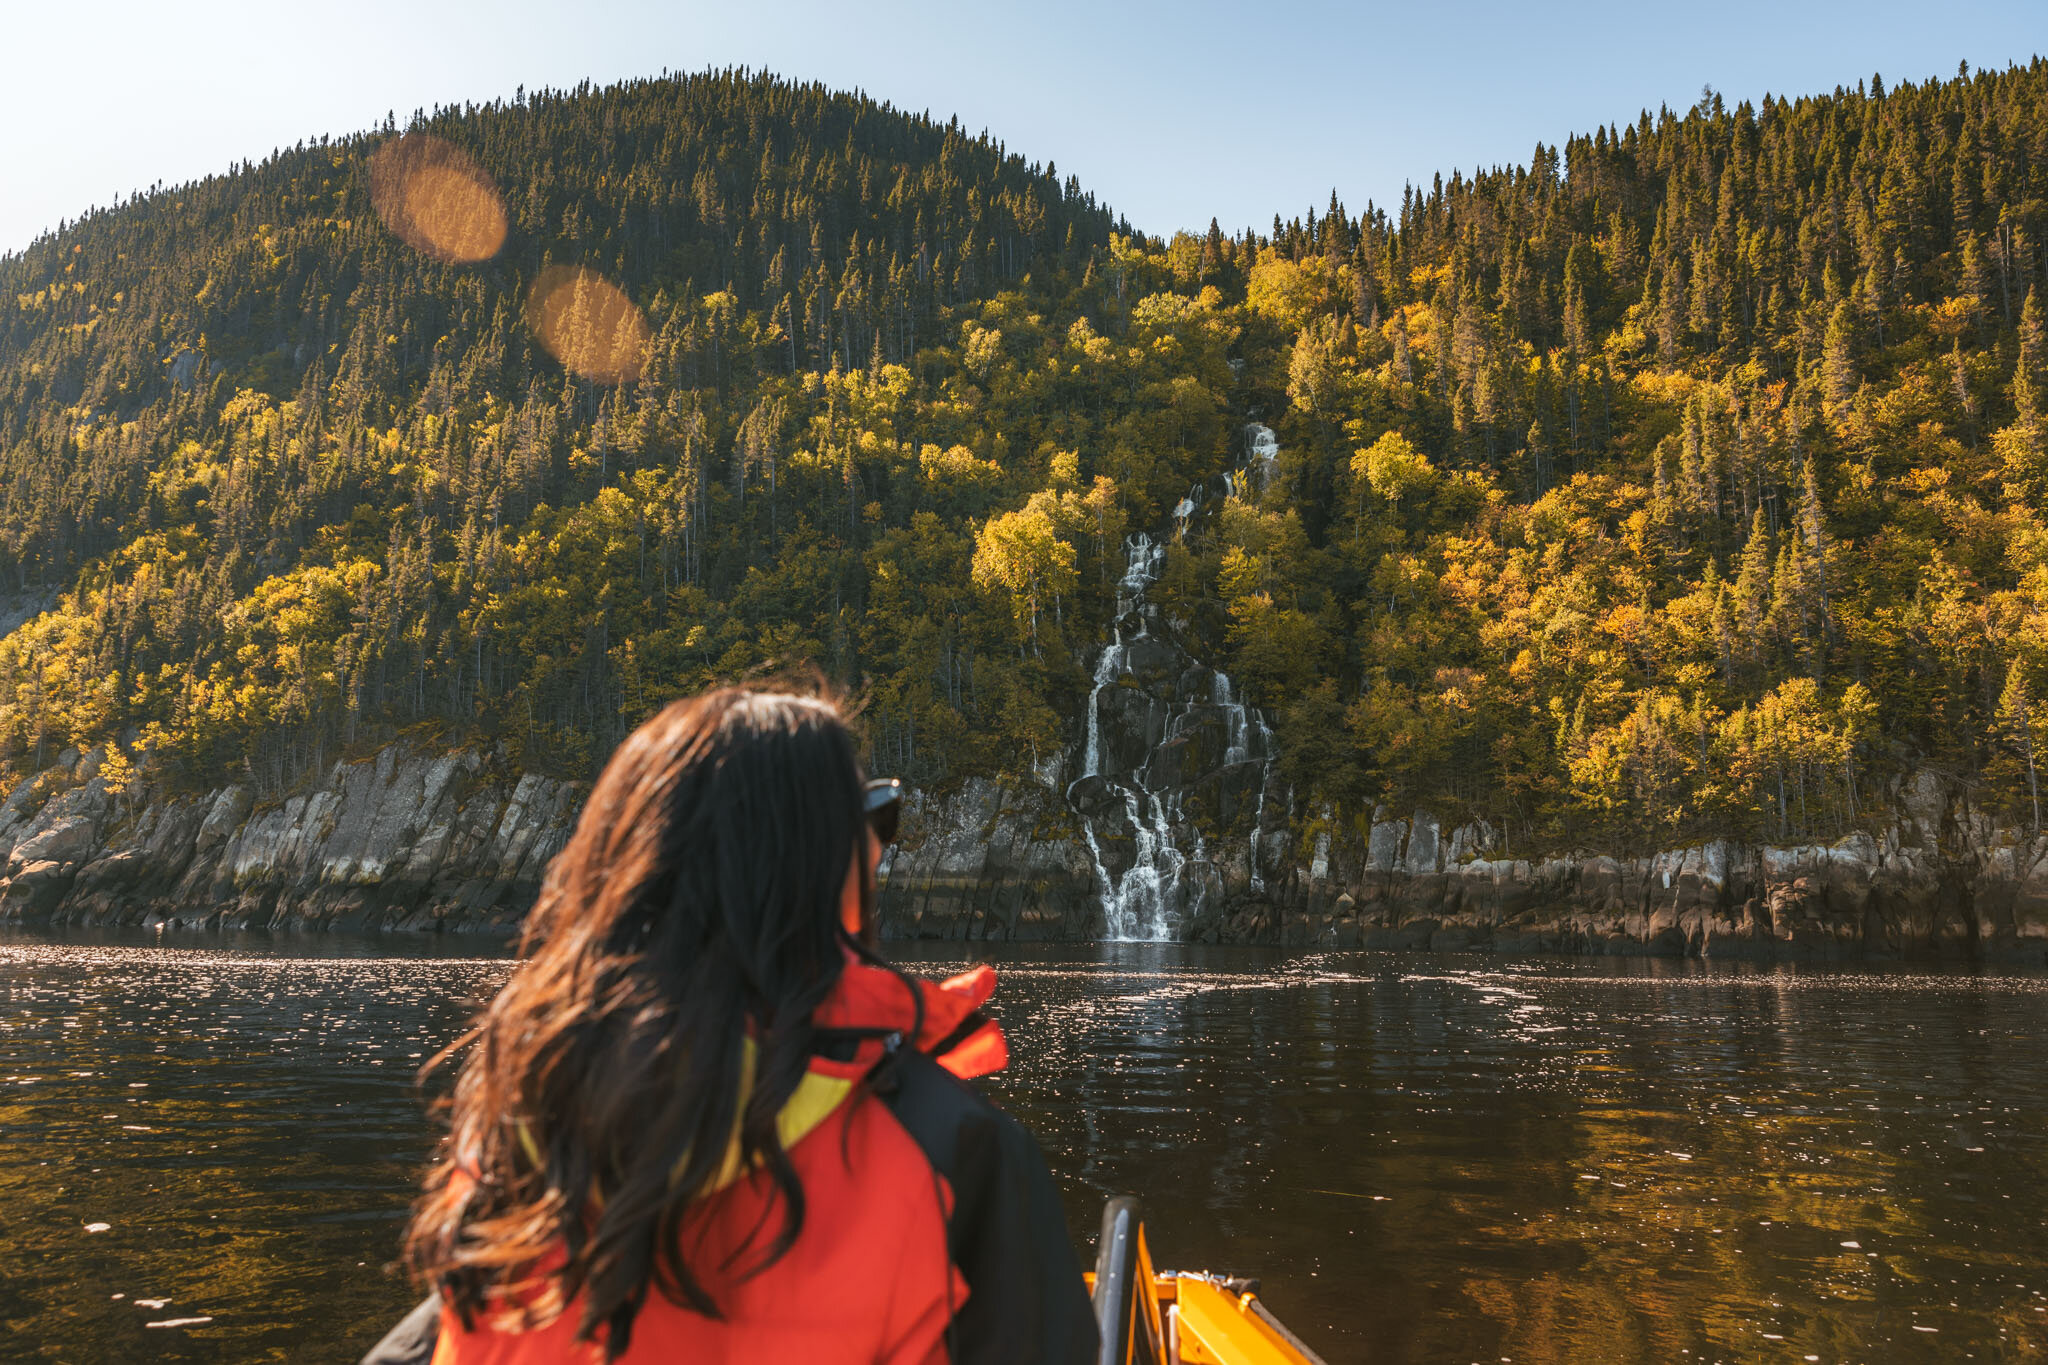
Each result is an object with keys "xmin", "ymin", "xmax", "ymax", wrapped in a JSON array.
[
  {"xmin": 875, "ymin": 1047, "xmax": 1036, "ymax": 1177},
  {"xmin": 875, "ymin": 1049, "xmax": 1101, "ymax": 1363}
]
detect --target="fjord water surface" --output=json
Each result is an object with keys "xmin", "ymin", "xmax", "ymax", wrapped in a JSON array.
[{"xmin": 3, "ymin": 931, "xmax": 2046, "ymax": 1362}]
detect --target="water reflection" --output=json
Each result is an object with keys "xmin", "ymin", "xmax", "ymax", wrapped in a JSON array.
[
  {"xmin": 0, "ymin": 934, "xmax": 504, "ymax": 1362},
  {"xmin": 896, "ymin": 946, "xmax": 2048, "ymax": 1363},
  {"xmin": 3, "ymin": 933, "xmax": 2045, "ymax": 1362}
]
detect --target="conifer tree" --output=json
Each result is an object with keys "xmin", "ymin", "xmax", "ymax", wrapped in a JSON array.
[
  {"xmin": 2001, "ymin": 659, "xmax": 2042, "ymax": 839},
  {"xmin": 2016, "ymin": 286, "xmax": 2045, "ymax": 427},
  {"xmin": 1822, "ymin": 301, "xmax": 1860, "ymax": 405},
  {"xmin": 1733, "ymin": 509, "xmax": 1773, "ymax": 665},
  {"xmin": 1797, "ymin": 457, "xmax": 1832, "ymax": 665}
]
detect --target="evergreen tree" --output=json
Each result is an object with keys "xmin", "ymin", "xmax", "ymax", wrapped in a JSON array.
[
  {"xmin": 2017, "ymin": 286, "xmax": 2045, "ymax": 426},
  {"xmin": 1733, "ymin": 510, "xmax": 1773, "ymax": 666},
  {"xmin": 1822, "ymin": 300, "xmax": 1860, "ymax": 405},
  {"xmin": 2001, "ymin": 659, "xmax": 2042, "ymax": 840}
]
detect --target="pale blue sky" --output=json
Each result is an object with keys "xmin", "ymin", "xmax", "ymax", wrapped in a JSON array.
[{"xmin": 1, "ymin": 0, "xmax": 2040, "ymax": 256}]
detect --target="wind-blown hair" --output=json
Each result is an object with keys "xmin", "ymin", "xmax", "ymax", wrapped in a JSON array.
[{"xmin": 404, "ymin": 686, "xmax": 867, "ymax": 1357}]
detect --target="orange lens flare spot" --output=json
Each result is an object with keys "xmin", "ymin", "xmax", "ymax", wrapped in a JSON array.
[
  {"xmin": 525, "ymin": 266, "xmax": 649, "ymax": 384},
  {"xmin": 370, "ymin": 133, "xmax": 507, "ymax": 264}
]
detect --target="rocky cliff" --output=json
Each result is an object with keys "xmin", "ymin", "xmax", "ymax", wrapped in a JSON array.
[
  {"xmin": 1209, "ymin": 778, "xmax": 2048, "ymax": 962},
  {"xmin": 871, "ymin": 778, "xmax": 1105, "ymax": 941},
  {"xmin": 882, "ymin": 768, "xmax": 2048, "ymax": 962},
  {"xmin": 0, "ymin": 745, "xmax": 576, "ymax": 932},
  {"xmin": 8, "ymin": 738, "xmax": 2048, "ymax": 963}
]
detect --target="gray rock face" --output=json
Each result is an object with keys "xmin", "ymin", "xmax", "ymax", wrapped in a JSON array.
[
  {"xmin": 2, "ymin": 731, "xmax": 2042, "ymax": 963},
  {"xmin": 1189, "ymin": 781, "xmax": 2048, "ymax": 961},
  {"xmin": 1402, "ymin": 812, "xmax": 1440, "ymax": 875},
  {"xmin": 165, "ymin": 348, "xmax": 204, "ymax": 389},
  {"xmin": 0, "ymin": 587, "xmax": 60, "ymax": 639},
  {"xmin": 889, "ymin": 762, "xmax": 2048, "ymax": 962},
  {"xmin": 0, "ymin": 747, "xmax": 579, "ymax": 933},
  {"xmin": 1068, "ymin": 527, "xmax": 1284, "ymax": 941},
  {"xmin": 875, "ymin": 778, "xmax": 1100, "ymax": 941},
  {"xmin": 11, "ymin": 817, "xmax": 97, "ymax": 869}
]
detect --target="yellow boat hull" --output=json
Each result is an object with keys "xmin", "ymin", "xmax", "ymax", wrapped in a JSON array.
[{"xmin": 1089, "ymin": 1198, "xmax": 1326, "ymax": 1365}]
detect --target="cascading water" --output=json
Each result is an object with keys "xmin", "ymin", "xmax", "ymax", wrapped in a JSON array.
[
  {"xmin": 1066, "ymin": 423, "xmax": 1286, "ymax": 941},
  {"xmin": 1074, "ymin": 534, "xmax": 1183, "ymax": 941},
  {"xmin": 1214, "ymin": 671, "xmax": 1275, "ymax": 890},
  {"xmin": 1225, "ymin": 423, "xmax": 1281, "ymax": 502},
  {"xmin": 1247, "ymin": 423, "xmax": 1281, "ymax": 484}
]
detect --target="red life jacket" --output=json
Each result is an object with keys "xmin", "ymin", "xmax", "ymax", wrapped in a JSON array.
[{"xmin": 418, "ymin": 960, "xmax": 1060, "ymax": 1365}]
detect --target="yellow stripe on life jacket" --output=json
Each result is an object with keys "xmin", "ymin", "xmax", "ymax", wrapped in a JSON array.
[
  {"xmin": 700, "ymin": 1037, "xmax": 855, "ymax": 1194},
  {"xmin": 506, "ymin": 1039, "xmax": 860, "ymax": 1206}
]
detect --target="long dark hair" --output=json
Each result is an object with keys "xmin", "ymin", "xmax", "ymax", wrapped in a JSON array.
[{"xmin": 405, "ymin": 686, "xmax": 868, "ymax": 1356}]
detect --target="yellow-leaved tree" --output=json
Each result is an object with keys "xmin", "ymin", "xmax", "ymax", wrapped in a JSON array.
[{"xmin": 970, "ymin": 493, "xmax": 1078, "ymax": 653}]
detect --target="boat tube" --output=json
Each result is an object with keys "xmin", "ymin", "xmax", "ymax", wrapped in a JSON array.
[{"xmin": 1089, "ymin": 1196, "xmax": 1328, "ymax": 1365}]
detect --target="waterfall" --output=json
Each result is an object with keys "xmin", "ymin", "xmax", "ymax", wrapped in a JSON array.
[
  {"xmin": 1245, "ymin": 422, "xmax": 1280, "ymax": 492},
  {"xmin": 1212, "ymin": 669, "xmax": 1274, "ymax": 889},
  {"xmin": 1074, "ymin": 533, "xmax": 1184, "ymax": 941},
  {"xmin": 1066, "ymin": 424, "xmax": 1286, "ymax": 941}
]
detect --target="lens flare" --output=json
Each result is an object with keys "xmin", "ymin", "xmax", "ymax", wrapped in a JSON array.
[
  {"xmin": 525, "ymin": 266, "xmax": 649, "ymax": 384},
  {"xmin": 369, "ymin": 133, "xmax": 507, "ymax": 264}
]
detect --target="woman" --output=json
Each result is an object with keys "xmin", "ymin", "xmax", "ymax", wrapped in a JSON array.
[{"xmin": 361, "ymin": 686, "xmax": 1097, "ymax": 1364}]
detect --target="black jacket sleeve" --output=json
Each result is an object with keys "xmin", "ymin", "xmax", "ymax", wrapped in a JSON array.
[
  {"xmin": 357, "ymin": 1292, "xmax": 439, "ymax": 1365},
  {"xmin": 880, "ymin": 1049, "xmax": 1101, "ymax": 1365}
]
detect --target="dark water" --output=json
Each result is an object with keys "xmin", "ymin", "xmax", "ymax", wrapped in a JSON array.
[{"xmin": 3, "ymin": 933, "xmax": 2047, "ymax": 1363}]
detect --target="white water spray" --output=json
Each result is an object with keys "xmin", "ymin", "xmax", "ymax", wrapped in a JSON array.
[{"xmin": 1074, "ymin": 534, "xmax": 1184, "ymax": 940}]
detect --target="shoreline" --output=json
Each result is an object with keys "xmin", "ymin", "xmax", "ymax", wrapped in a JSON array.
[{"xmin": 4, "ymin": 745, "xmax": 2046, "ymax": 966}]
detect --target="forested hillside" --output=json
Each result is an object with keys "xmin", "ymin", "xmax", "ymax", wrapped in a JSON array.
[
  {"xmin": 0, "ymin": 72, "xmax": 1131, "ymax": 789},
  {"xmin": 4, "ymin": 62, "xmax": 2048, "ymax": 855}
]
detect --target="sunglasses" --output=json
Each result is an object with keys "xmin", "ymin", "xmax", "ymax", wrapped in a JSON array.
[{"xmin": 863, "ymin": 778, "xmax": 903, "ymax": 844}]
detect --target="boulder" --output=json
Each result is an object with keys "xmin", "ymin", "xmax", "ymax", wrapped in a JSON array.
[
  {"xmin": 0, "ymin": 860, "xmax": 76, "ymax": 918},
  {"xmin": 10, "ymin": 817, "xmax": 97, "ymax": 870}
]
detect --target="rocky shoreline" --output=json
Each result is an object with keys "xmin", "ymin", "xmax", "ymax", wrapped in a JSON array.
[
  {"xmin": 875, "ymin": 771, "xmax": 2048, "ymax": 963},
  {"xmin": 0, "ymin": 746, "xmax": 574, "ymax": 933},
  {"xmin": 4, "ymin": 745, "xmax": 2047, "ymax": 962}
]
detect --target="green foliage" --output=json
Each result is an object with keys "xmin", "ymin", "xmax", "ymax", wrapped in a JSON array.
[
  {"xmin": 1354, "ymin": 431, "xmax": 1437, "ymax": 506},
  {"xmin": 0, "ymin": 70, "xmax": 1136, "ymax": 789},
  {"xmin": 1162, "ymin": 62, "xmax": 2048, "ymax": 851},
  {"xmin": 7, "ymin": 61, "xmax": 2048, "ymax": 859}
]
